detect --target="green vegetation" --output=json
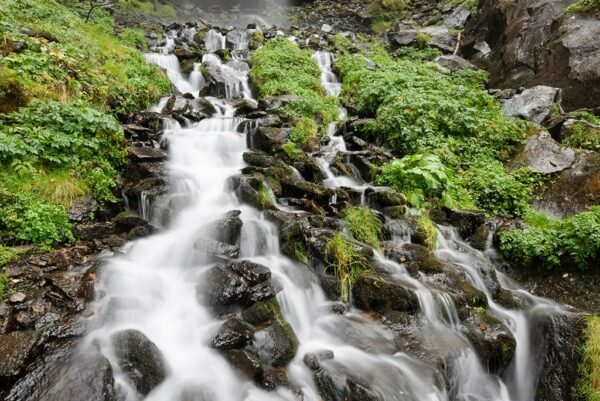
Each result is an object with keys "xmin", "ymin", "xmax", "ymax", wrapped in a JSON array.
[
  {"xmin": 578, "ymin": 316, "xmax": 600, "ymax": 401},
  {"xmin": 343, "ymin": 207, "xmax": 383, "ymax": 248},
  {"xmin": 325, "ymin": 233, "xmax": 370, "ymax": 303},
  {"xmin": 416, "ymin": 216, "xmax": 438, "ymax": 250},
  {"xmin": 257, "ymin": 183, "xmax": 275, "ymax": 209},
  {"xmin": 117, "ymin": 0, "xmax": 178, "ymax": 18},
  {"xmin": 368, "ymin": 0, "xmax": 407, "ymax": 32},
  {"xmin": 281, "ymin": 142, "xmax": 303, "ymax": 161},
  {"xmin": 0, "ymin": 0, "xmax": 169, "ymax": 248},
  {"xmin": 335, "ymin": 41, "xmax": 533, "ymax": 217},
  {"xmin": 565, "ymin": 0, "xmax": 600, "ymax": 14},
  {"xmin": 563, "ymin": 122, "xmax": 600, "ymax": 152},
  {"xmin": 250, "ymin": 37, "xmax": 339, "ymax": 123},
  {"xmin": 289, "ymin": 117, "xmax": 319, "ymax": 150},
  {"xmin": 0, "ymin": 245, "xmax": 25, "ymax": 267},
  {"xmin": 499, "ymin": 207, "xmax": 600, "ymax": 270},
  {"xmin": 0, "ymin": 273, "xmax": 9, "ymax": 301}
]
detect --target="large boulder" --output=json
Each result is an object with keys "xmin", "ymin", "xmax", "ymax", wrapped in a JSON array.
[
  {"xmin": 111, "ymin": 329, "xmax": 167, "ymax": 396},
  {"xmin": 252, "ymin": 320, "xmax": 299, "ymax": 368},
  {"xmin": 501, "ymin": 86, "xmax": 561, "ymax": 125},
  {"xmin": 533, "ymin": 151, "xmax": 600, "ymax": 217},
  {"xmin": 351, "ymin": 273, "xmax": 418, "ymax": 314},
  {"xmin": 211, "ymin": 317, "xmax": 255, "ymax": 350},
  {"xmin": 464, "ymin": 0, "xmax": 600, "ymax": 111},
  {"xmin": 508, "ymin": 131, "xmax": 575, "ymax": 174}
]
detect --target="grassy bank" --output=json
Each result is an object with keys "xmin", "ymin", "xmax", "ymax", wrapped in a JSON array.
[
  {"xmin": 579, "ymin": 316, "xmax": 600, "ymax": 401},
  {"xmin": 0, "ymin": 0, "xmax": 169, "ymax": 249}
]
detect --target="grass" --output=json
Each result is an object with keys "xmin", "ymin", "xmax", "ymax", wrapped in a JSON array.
[
  {"xmin": 281, "ymin": 142, "xmax": 303, "ymax": 161},
  {"xmin": 290, "ymin": 117, "xmax": 319, "ymax": 150},
  {"xmin": 343, "ymin": 207, "xmax": 383, "ymax": 248},
  {"xmin": 417, "ymin": 216, "xmax": 438, "ymax": 250},
  {"xmin": 563, "ymin": 122, "xmax": 600, "ymax": 152},
  {"xmin": 578, "ymin": 316, "xmax": 600, "ymax": 401},
  {"xmin": 325, "ymin": 232, "xmax": 370, "ymax": 303}
]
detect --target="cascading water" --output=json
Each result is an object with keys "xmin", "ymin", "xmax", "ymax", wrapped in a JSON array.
[{"xmin": 76, "ymin": 25, "xmax": 571, "ymax": 401}]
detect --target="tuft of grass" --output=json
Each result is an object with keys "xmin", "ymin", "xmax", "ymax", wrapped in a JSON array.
[
  {"xmin": 289, "ymin": 117, "xmax": 319, "ymax": 150},
  {"xmin": 343, "ymin": 207, "xmax": 382, "ymax": 248},
  {"xmin": 0, "ymin": 246, "xmax": 25, "ymax": 267},
  {"xmin": 417, "ymin": 216, "xmax": 438, "ymax": 250},
  {"xmin": 578, "ymin": 316, "xmax": 600, "ymax": 401},
  {"xmin": 325, "ymin": 233, "xmax": 370, "ymax": 303},
  {"xmin": 257, "ymin": 183, "xmax": 275, "ymax": 209}
]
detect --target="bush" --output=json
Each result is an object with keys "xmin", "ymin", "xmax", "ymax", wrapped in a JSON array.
[
  {"xmin": 499, "ymin": 207, "xmax": 600, "ymax": 270},
  {"xmin": 343, "ymin": 207, "xmax": 382, "ymax": 248},
  {"xmin": 281, "ymin": 142, "xmax": 303, "ymax": 161},
  {"xmin": 565, "ymin": 0, "xmax": 600, "ymax": 14},
  {"xmin": 250, "ymin": 37, "xmax": 339, "ymax": 123},
  {"xmin": 563, "ymin": 122, "xmax": 600, "ymax": 152}
]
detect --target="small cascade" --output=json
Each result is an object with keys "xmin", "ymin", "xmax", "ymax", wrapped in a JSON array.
[
  {"xmin": 312, "ymin": 51, "xmax": 342, "ymax": 97},
  {"xmin": 144, "ymin": 52, "xmax": 199, "ymax": 95},
  {"xmin": 205, "ymin": 29, "xmax": 226, "ymax": 52}
]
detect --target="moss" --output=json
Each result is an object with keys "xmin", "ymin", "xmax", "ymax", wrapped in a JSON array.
[
  {"xmin": 257, "ymin": 183, "xmax": 274, "ymax": 209},
  {"xmin": 291, "ymin": 240, "xmax": 308, "ymax": 264},
  {"xmin": 242, "ymin": 297, "xmax": 282, "ymax": 326},
  {"xmin": 417, "ymin": 216, "xmax": 438, "ymax": 250},
  {"xmin": 290, "ymin": 117, "xmax": 319, "ymax": 150},
  {"xmin": 0, "ymin": 246, "xmax": 25, "ymax": 267},
  {"xmin": 416, "ymin": 31, "xmax": 432, "ymax": 48},
  {"xmin": 281, "ymin": 142, "xmax": 303, "ymax": 161},
  {"xmin": 578, "ymin": 316, "xmax": 600, "ymax": 401}
]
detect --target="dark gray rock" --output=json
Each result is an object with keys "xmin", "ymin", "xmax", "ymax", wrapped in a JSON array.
[
  {"xmin": 228, "ymin": 260, "xmax": 271, "ymax": 286},
  {"xmin": 199, "ymin": 211, "xmax": 243, "ymax": 246},
  {"xmin": 224, "ymin": 349, "xmax": 262, "ymax": 380},
  {"xmin": 509, "ymin": 131, "xmax": 575, "ymax": 174},
  {"xmin": 212, "ymin": 317, "xmax": 255, "ymax": 350},
  {"xmin": 128, "ymin": 147, "xmax": 168, "ymax": 162},
  {"xmin": 352, "ymin": 273, "xmax": 418, "ymax": 314},
  {"xmin": 193, "ymin": 237, "xmax": 240, "ymax": 259},
  {"xmin": 421, "ymin": 26, "xmax": 456, "ymax": 53},
  {"xmin": 443, "ymin": 6, "xmax": 471, "ymax": 29},
  {"xmin": 201, "ymin": 264, "xmax": 248, "ymax": 309},
  {"xmin": 111, "ymin": 329, "xmax": 167, "ymax": 396},
  {"xmin": 114, "ymin": 211, "xmax": 148, "ymax": 232},
  {"xmin": 68, "ymin": 196, "xmax": 99, "ymax": 223}
]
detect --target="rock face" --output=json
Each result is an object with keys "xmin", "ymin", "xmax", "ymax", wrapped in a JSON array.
[
  {"xmin": 0, "ymin": 331, "xmax": 42, "ymax": 378},
  {"xmin": 509, "ymin": 131, "xmax": 575, "ymax": 174},
  {"xmin": 501, "ymin": 86, "xmax": 561, "ymax": 125},
  {"xmin": 464, "ymin": 0, "xmax": 600, "ymax": 110},
  {"xmin": 111, "ymin": 329, "xmax": 167, "ymax": 396},
  {"xmin": 534, "ymin": 151, "xmax": 600, "ymax": 217}
]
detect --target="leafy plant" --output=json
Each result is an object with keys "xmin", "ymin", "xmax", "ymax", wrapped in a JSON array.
[
  {"xmin": 377, "ymin": 153, "xmax": 457, "ymax": 209},
  {"xmin": 343, "ymin": 207, "xmax": 383, "ymax": 248},
  {"xmin": 499, "ymin": 207, "xmax": 600, "ymax": 270},
  {"xmin": 563, "ymin": 122, "xmax": 600, "ymax": 152},
  {"xmin": 290, "ymin": 117, "xmax": 319, "ymax": 150},
  {"xmin": 281, "ymin": 142, "xmax": 303, "ymax": 161},
  {"xmin": 325, "ymin": 233, "xmax": 370, "ymax": 303},
  {"xmin": 417, "ymin": 215, "xmax": 438, "ymax": 250}
]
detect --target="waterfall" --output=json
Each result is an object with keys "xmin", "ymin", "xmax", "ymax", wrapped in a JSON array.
[{"xmin": 74, "ymin": 29, "xmax": 570, "ymax": 401}]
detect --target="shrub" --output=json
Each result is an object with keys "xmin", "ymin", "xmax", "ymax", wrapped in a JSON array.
[
  {"xmin": 325, "ymin": 233, "xmax": 370, "ymax": 303},
  {"xmin": 281, "ymin": 142, "xmax": 303, "ymax": 161},
  {"xmin": 119, "ymin": 27, "xmax": 148, "ymax": 51},
  {"xmin": 250, "ymin": 37, "xmax": 339, "ymax": 123},
  {"xmin": 563, "ymin": 122, "xmax": 600, "ymax": 152},
  {"xmin": 377, "ymin": 153, "xmax": 458, "ymax": 209},
  {"xmin": 499, "ymin": 207, "xmax": 600, "ymax": 270},
  {"xmin": 343, "ymin": 207, "xmax": 383, "ymax": 248}
]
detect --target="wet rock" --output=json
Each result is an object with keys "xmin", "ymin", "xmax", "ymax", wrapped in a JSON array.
[
  {"xmin": 303, "ymin": 350, "xmax": 334, "ymax": 371},
  {"xmin": 435, "ymin": 55, "xmax": 477, "ymax": 71},
  {"xmin": 259, "ymin": 95, "xmax": 301, "ymax": 113},
  {"xmin": 111, "ymin": 329, "xmax": 167, "ymax": 396},
  {"xmin": 279, "ymin": 176, "xmax": 334, "ymax": 204},
  {"xmin": 508, "ymin": 131, "xmax": 575, "ymax": 174},
  {"xmin": 0, "ymin": 331, "xmax": 42, "ymax": 377},
  {"xmin": 68, "ymin": 196, "xmax": 99, "ymax": 223},
  {"xmin": 39, "ymin": 349, "xmax": 117, "ymax": 401},
  {"xmin": 315, "ymin": 369, "xmax": 382, "ymax": 401},
  {"xmin": 259, "ymin": 367, "xmax": 291, "ymax": 391},
  {"xmin": 202, "ymin": 264, "xmax": 248, "ymax": 309},
  {"xmin": 462, "ymin": 311, "xmax": 516, "ymax": 373},
  {"xmin": 193, "ymin": 237, "xmax": 240, "ymax": 259},
  {"xmin": 224, "ymin": 349, "xmax": 262, "ymax": 380},
  {"xmin": 352, "ymin": 273, "xmax": 418, "ymax": 314},
  {"xmin": 199, "ymin": 210, "xmax": 243, "ymax": 246},
  {"xmin": 431, "ymin": 208, "xmax": 486, "ymax": 239},
  {"xmin": 533, "ymin": 151, "xmax": 600, "ymax": 217},
  {"xmin": 227, "ymin": 260, "xmax": 270, "ymax": 286},
  {"xmin": 128, "ymin": 146, "xmax": 168, "ymax": 162},
  {"xmin": 114, "ymin": 210, "xmax": 148, "ymax": 232},
  {"xmin": 253, "ymin": 320, "xmax": 299, "ymax": 368},
  {"xmin": 212, "ymin": 317, "xmax": 255, "ymax": 350},
  {"xmin": 229, "ymin": 174, "xmax": 273, "ymax": 211},
  {"xmin": 381, "ymin": 242, "xmax": 445, "ymax": 274},
  {"xmin": 502, "ymin": 86, "xmax": 561, "ymax": 125}
]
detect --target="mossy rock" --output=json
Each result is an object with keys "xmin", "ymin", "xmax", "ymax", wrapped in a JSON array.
[
  {"xmin": 352, "ymin": 272, "xmax": 418, "ymax": 314},
  {"xmin": 242, "ymin": 297, "xmax": 282, "ymax": 326}
]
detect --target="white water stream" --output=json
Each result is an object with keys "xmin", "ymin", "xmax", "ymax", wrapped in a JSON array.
[{"xmin": 83, "ymin": 29, "xmax": 569, "ymax": 401}]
